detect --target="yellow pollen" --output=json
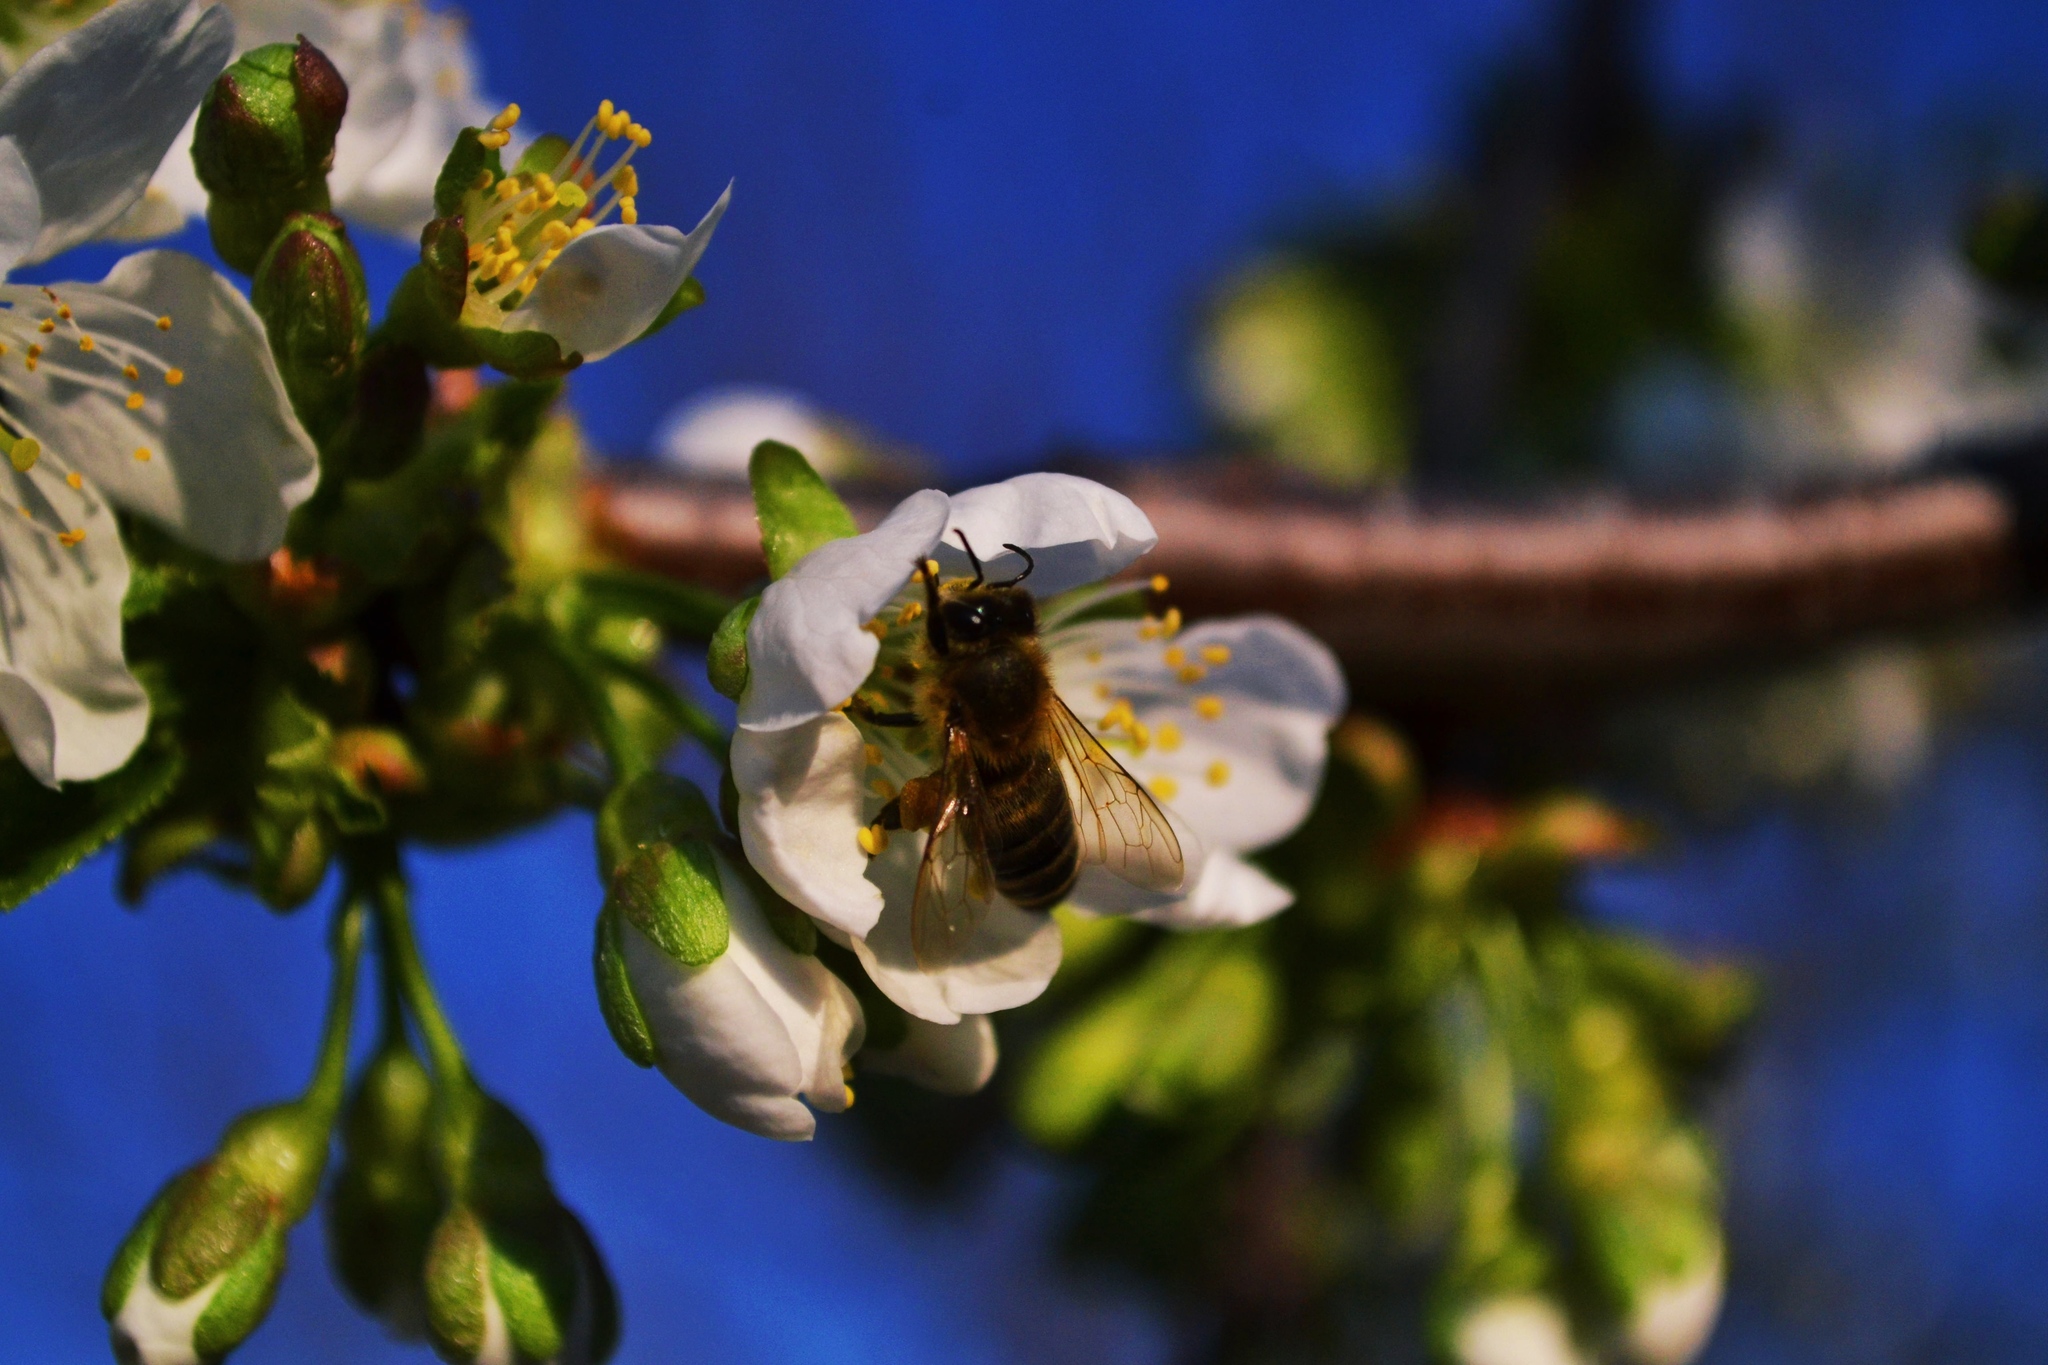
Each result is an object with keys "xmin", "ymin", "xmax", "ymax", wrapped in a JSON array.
[
  {"xmin": 76, "ymin": 335, "xmax": 93, "ymax": 353},
  {"xmin": 871, "ymin": 777, "xmax": 896, "ymax": 800},
  {"xmin": 163, "ymin": 369, "xmax": 183, "ymax": 387},
  {"xmin": 1195, "ymin": 696, "xmax": 1225, "ymax": 721},
  {"xmin": 133, "ymin": 446, "xmax": 151, "ymax": 462},
  {"xmin": 1177, "ymin": 664, "xmax": 1207, "ymax": 684},
  {"xmin": 1129, "ymin": 720, "xmax": 1151, "ymax": 752},
  {"xmin": 122, "ymin": 364, "xmax": 139, "ymax": 381},
  {"xmin": 125, "ymin": 392, "xmax": 144, "ymax": 410},
  {"xmin": 489, "ymin": 102, "xmax": 521, "ymax": 131},
  {"xmin": 1200, "ymin": 644, "xmax": 1232, "ymax": 666},
  {"xmin": 857, "ymin": 824, "xmax": 890, "ymax": 856},
  {"xmin": 1157, "ymin": 723, "xmax": 1182, "ymax": 752},
  {"xmin": 8, "ymin": 438, "xmax": 38, "ymax": 472},
  {"xmin": 36, "ymin": 319, "xmax": 53, "ymax": 334},
  {"xmin": 156, "ymin": 316, "xmax": 172, "ymax": 331},
  {"xmin": 896, "ymin": 601, "xmax": 924, "ymax": 625},
  {"xmin": 1151, "ymin": 776, "xmax": 1179, "ymax": 801},
  {"xmin": 1206, "ymin": 760, "xmax": 1232, "ymax": 787},
  {"xmin": 57, "ymin": 528, "xmax": 85, "ymax": 547},
  {"xmin": 864, "ymin": 744, "xmax": 883, "ymax": 767},
  {"xmin": 1163, "ymin": 646, "xmax": 1186, "ymax": 668},
  {"xmin": 65, "ymin": 471, "xmax": 80, "ymax": 489},
  {"xmin": 1150, "ymin": 574, "xmax": 1170, "ymax": 593},
  {"xmin": 1098, "ymin": 699, "xmax": 1136, "ymax": 733}
]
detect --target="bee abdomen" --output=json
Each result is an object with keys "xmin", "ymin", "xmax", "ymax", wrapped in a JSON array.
[{"xmin": 985, "ymin": 752, "xmax": 1080, "ymax": 911}]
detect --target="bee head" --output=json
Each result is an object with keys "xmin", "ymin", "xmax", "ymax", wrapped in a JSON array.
[{"xmin": 936, "ymin": 584, "xmax": 1036, "ymax": 650}]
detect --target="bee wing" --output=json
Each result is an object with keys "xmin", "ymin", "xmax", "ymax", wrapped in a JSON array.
[
  {"xmin": 910, "ymin": 721, "xmax": 999, "ymax": 971},
  {"xmin": 1047, "ymin": 691, "xmax": 1186, "ymax": 893}
]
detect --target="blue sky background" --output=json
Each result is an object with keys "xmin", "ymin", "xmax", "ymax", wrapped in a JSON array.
[{"xmin": 11, "ymin": 1, "xmax": 2048, "ymax": 1361}]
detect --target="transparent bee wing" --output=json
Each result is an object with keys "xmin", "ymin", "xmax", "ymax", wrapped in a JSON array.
[
  {"xmin": 1047, "ymin": 691, "xmax": 1186, "ymax": 893},
  {"xmin": 910, "ymin": 721, "xmax": 999, "ymax": 970}
]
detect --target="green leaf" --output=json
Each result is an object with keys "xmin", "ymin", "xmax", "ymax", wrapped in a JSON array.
[
  {"xmin": 0, "ymin": 740, "xmax": 184, "ymax": 911},
  {"xmin": 707, "ymin": 595, "xmax": 759, "ymax": 701},
  {"xmin": 634, "ymin": 275, "xmax": 706, "ymax": 345},
  {"xmin": 593, "ymin": 906, "xmax": 657, "ymax": 1067},
  {"xmin": 749, "ymin": 441, "xmax": 857, "ymax": 578},
  {"xmin": 575, "ymin": 568, "xmax": 732, "ymax": 641},
  {"xmin": 608, "ymin": 841, "xmax": 730, "ymax": 967}
]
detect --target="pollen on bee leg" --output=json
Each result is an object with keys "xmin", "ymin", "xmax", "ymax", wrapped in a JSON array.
[
  {"xmin": 1194, "ymin": 696, "xmax": 1225, "ymax": 721},
  {"xmin": 857, "ymin": 824, "xmax": 890, "ymax": 856},
  {"xmin": 1206, "ymin": 760, "xmax": 1231, "ymax": 787}
]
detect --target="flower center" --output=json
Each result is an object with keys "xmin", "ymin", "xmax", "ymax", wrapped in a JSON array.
[
  {"xmin": 0, "ymin": 285, "xmax": 180, "ymax": 549},
  {"xmin": 461, "ymin": 100, "xmax": 654, "ymax": 313}
]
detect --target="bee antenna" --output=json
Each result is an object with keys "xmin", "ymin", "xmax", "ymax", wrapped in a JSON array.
[
  {"xmin": 954, "ymin": 530, "xmax": 985, "ymax": 587},
  {"xmin": 916, "ymin": 556, "xmax": 949, "ymax": 655},
  {"xmin": 994, "ymin": 543, "xmax": 1035, "ymax": 588}
]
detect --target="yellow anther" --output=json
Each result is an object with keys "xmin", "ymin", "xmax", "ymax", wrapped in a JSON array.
[
  {"xmin": 598, "ymin": 98, "xmax": 616, "ymax": 123},
  {"xmin": 621, "ymin": 200, "xmax": 639, "ymax": 225},
  {"xmin": 864, "ymin": 744, "xmax": 883, "ymax": 767},
  {"xmin": 476, "ymin": 129, "xmax": 511, "ymax": 150},
  {"xmin": 871, "ymin": 777, "xmax": 897, "ymax": 800},
  {"xmin": 468, "ymin": 241, "xmax": 491, "ymax": 262},
  {"xmin": 896, "ymin": 600, "xmax": 925, "ymax": 625},
  {"xmin": 857, "ymin": 824, "xmax": 890, "ymax": 856},
  {"xmin": 14, "ymin": 505, "xmax": 26, "ymax": 518},
  {"xmin": 36, "ymin": 318, "xmax": 53, "ymax": 334},
  {"xmin": 163, "ymin": 368, "xmax": 183, "ymax": 387},
  {"xmin": 533, "ymin": 172, "xmax": 556, "ymax": 196},
  {"xmin": 1157, "ymin": 723, "xmax": 1182, "ymax": 752},
  {"xmin": 156, "ymin": 315, "xmax": 172, "ymax": 331},
  {"xmin": 1163, "ymin": 646, "xmax": 1186, "ymax": 668},
  {"xmin": 65, "ymin": 471, "xmax": 80, "ymax": 489},
  {"xmin": 1150, "ymin": 574, "xmax": 1170, "ymax": 593},
  {"xmin": 1177, "ymin": 664, "xmax": 1207, "ymax": 684},
  {"xmin": 489, "ymin": 102, "xmax": 521, "ymax": 131},
  {"xmin": 571, "ymin": 218, "xmax": 594, "ymax": 238},
  {"xmin": 8, "ymin": 438, "xmax": 38, "ymax": 472},
  {"xmin": 126, "ymin": 392, "xmax": 144, "ymax": 410},
  {"xmin": 860, "ymin": 618, "xmax": 889, "ymax": 639},
  {"xmin": 1195, "ymin": 696, "xmax": 1225, "ymax": 721},
  {"xmin": 122, "ymin": 364, "xmax": 139, "ymax": 381},
  {"xmin": 76, "ymin": 335, "xmax": 92, "ymax": 353},
  {"xmin": 1200, "ymin": 644, "xmax": 1232, "ymax": 666},
  {"xmin": 496, "ymin": 176, "xmax": 522, "ymax": 202},
  {"xmin": 1206, "ymin": 760, "xmax": 1232, "ymax": 787},
  {"xmin": 496, "ymin": 224, "xmax": 515, "ymax": 249},
  {"xmin": 1151, "ymin": 775, "xmax": 1179, "ymax": 801},
  {"xmin": 615, "ymin": 166, "xmax": 639, "ymax": 197},
  {"xmin": 541, "ymin": 221, "xmax": 572, "ymax": 248},
  {"xmin": 55, "ymin": 304, "xmax": 70, "ymax": 320},
  {"xmin": 25, "ymin": 344, "xmax": 39, "ymax": 360},
  {"xmin": 472, "ymin": 168, "xmax": 494, "ymax": 191},
  {"xmin": 133, "ymin": 446, "xmax": 151, "ymax": 462},
  {"xmin": 516, "ymin": 191, "xmax": 541, "ymax": 215},
  {"xmin": 57, "ymin": 528, "xmax": 85, "ymax": 547},
  {"xmin": 1160, "ymin": 606, "xmax": 1183, "ymax": 638},
  {"xmin": 843, "ymin": 1084, "xmax": 856, "ymax": 1109}
]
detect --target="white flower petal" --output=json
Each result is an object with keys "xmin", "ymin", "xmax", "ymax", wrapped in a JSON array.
[
  {"xmin": 1624, "ymin": 1251, "xmax": 1725, "ymax": 1365},
  {"xmin": 0, "ymin": 137, "xmax": 44, "ymax": 278},
  {"xmin": 0, "ymin": 0, "xmax": 231, "ymax": 265},
  {"xmin": 502, "ymin": 187, "xmax": 731, "ymax": 364},
  {"xmin": 738, "ymin": 488, "xmax": 950, "ymax": 731},
  {"xmin": 36, "ymin": 251, "xmax": 319, "ymax": 561},
  {"xmin": 860, "ymin": 1014, "xmax": 999, "ymax": 1095},
  {"xmin": 1129, "ymin": 851, "xmax": 1294, "ymax": 929},
  {"xmin": 938, "ymin": 472, "xmax": 1157, "ymax": 596},
  {"xmin": 0, "ymin": 487, "xmax": 146, "ymax": 786},
  {"xmin": 621, "ymin": 853, "xmax": 863, "ymax": 1141},
  {"xmin": 338, "ymin": 9, "xmax": 495, "ymax": 236},
  {"xmin": 1050, "ymin": 613, "xmax": 1345, "ymax": 854},
  {"xmin": 110, "ymin": 1262, "xmax": 226, "ymax": 1365},
  {"xmin": 732, "ymin": 713, "xmax": 884, "ymax": 937},
  {"xmin": 1454, "ymin": 1296, "xmax": 1589, "ymax": 1365},
  {"xmin": 851, "ymin": 833, "xmax": 1063, "ymax": 1024}
]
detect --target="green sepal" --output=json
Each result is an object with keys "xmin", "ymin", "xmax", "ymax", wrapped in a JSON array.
[
  {"xmin": 707, "ymin": 595, "xmax": 759, "ymax": 700},
  {"xmin": 490, "ymin": 1218, "xmax": 572, "ymax": 1361},
  {"xmin": 634, "ymin": 275, "xmax": 706, "ymax": 345},
  {"xmin": 575, "ymin": 568, "xmax": 732, "ymax": 642},
  {"xmin": 594, "ymin": 904, "xmax": 658, "ymax": 1067},
  {"xmin": 189, "ymin": 1225, "xmax": 287, "ymax": 1360},
  {"xmin": 0, "ymin": 737, "xmax": 183, "ymax": 911},
  {"xmin": 595, "ymin": 772, "xmax": 717, "ymax": 880},
  {"xmin": 750, "ymin": 441, "xmax": 858, "ymax": 578},
  {"xmin": 433, "ymin": 127, "xmax": 505, "ymax": 219},
  {"xmin": 607, "ymin": 841, "xmax": 730, "ymax": 967},
  {"xmin": 418, "ymin": 216, "xmax": 471, "ymax": 320},
  {"xmin": 101, "ymin": 1171, "xmax": 185, "ymax": 1320},
  {"xmin": 152, "ymin": 1164, "xmax": 272, "ymax": 1298},
  {"xmin": 251, "ymin": 210, "xmax": 369, "ymax": 444},
  {"xmin": 381, "ymin": 264, "xmax": 483, "ymax": 370},
  {"xmin": 422, "ymin": 1206, "xmax": 490, "ymax": 1358},
  {"xmin": 462, "ymin": 322, "xmax": 582, "ymax": 381},
  {"xmin": 118, "ymin": 813, "xmax": 220, "ymax": 905}
]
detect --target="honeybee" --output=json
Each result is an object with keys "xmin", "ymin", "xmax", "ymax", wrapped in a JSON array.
[{"xmin": 866, "ymin": 534, "xmax": 1185, "ymax": 968}]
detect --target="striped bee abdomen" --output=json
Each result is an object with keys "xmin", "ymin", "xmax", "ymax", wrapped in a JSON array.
[{"xmin": 980, "ymin": 747, "xmax": 1080, "ymax": 911}]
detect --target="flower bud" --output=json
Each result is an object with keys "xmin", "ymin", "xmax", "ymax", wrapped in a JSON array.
[
  {"xmin": 327, "ymin": 1039, "xmax": 439, "ymax": 1339},
  {"xmin": 595, "ymin": 836, "xmax": 861, "ymax": 1140},
  {"xmin": 422, "ymin": 1086, "xmax": 618, "ymax": 1364},
  {"xmin": 1447, "ymin": 1295, "xmax": 1589, "ymax": 1365},
  {"xmin": 193, "ymin": 39, "xmax": 349, "ymax": 273},
  {"xmin": 252, "ymin": 212, "xmax": 370, "ymax": 445},
  {"xmin": 103, "ymin": 1102, "xmax": 331, "ymax": 1365}
]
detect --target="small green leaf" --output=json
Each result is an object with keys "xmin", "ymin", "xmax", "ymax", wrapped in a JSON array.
[
  {"xmin": 707, "ymin": 595, "xmax": 759, "ymax": 701},
  {"xmin": 609, "ymin": 841, "xmax": 730, "ymax": 967},
  {"xmin": 0, "ymin": 740, "xmax": 184, "ymax": 911},
  {"xmin": 594, "ymin": 906, "xmax": 657, "ymax": 1067},
  {"xmin": 749, "ymin": 441, "xmax": 857, "ymax": 579},
  {"xmin": 634, "ymin": 275, "xmax": 706, "ymax": 345}
]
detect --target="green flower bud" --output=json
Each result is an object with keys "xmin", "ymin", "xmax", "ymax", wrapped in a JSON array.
[
  {"xmin": 252, "ymin": 212, "xmax": 369, "ymax": 445},
  {"xmin": 706, "ymin": 596, "xmax": 758, "ymax": 701},
  {"xmin": 103, "ymin": 1102, "xmax": 331, "ymax": 1365},
  {"xmin": 250, "ymin": 807, "xmax": 333, "ymax": 912},
  {"xmin": 327, "ymin": 1039, "xmax": 440, "ymax": 1339},
  {"xmin": 595, "ymin": 772, "xmax": 718, "ymax": 881},
  {"xmin": 422, "ymin": 1084, "xmax": 618, "ymax": 1364},
  {"xmin": 193, "ymin": 39, "xmax": 348, "ymax": 273}
]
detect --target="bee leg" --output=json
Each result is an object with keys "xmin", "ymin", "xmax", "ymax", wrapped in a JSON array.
[
  {"xmin": 848, "ymin": 699, "xmax": 922, "ymax": 728},
  {"xmin": 917, "ymin": 557, "xmax": 949, "ymax": 655}
]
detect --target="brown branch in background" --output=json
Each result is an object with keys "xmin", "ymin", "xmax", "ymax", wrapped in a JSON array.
[{"xmin": 585, "ymin": 464, "xmax": 2020, "ymax": 714}]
